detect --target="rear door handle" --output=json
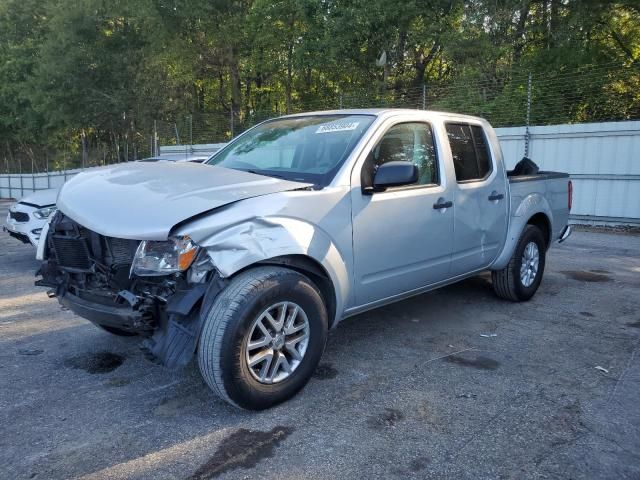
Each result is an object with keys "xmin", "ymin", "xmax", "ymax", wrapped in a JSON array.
[
  {"xmin": 433, "ymin": 200, "xmax": 453, "ymax": 210},
  {"xmin": 488, "ymin": 192, "xmax": 504, "ymax": 201}
]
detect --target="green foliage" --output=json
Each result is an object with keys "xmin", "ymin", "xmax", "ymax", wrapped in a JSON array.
[{"xmin": 0, "ymin": 0, "xmax": 638, "ymax": 169}]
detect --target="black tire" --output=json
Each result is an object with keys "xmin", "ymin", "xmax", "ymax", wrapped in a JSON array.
[
  {"xmin": 492, "ymin": 225, "xmax": 546, "ymax": 302},
  {"xmin": 98, "ymin": 325, "xmax": 137, "ymax": 336},
  {"xmin": 197, "ymin": 266, "xmax": 328, "ymax": 410}
]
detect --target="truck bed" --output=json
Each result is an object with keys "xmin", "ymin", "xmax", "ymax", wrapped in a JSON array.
[
  {"xmin": 507, "ymin": 171, "xmax": 570, "ymax": 241},
  {"xmin": 507, "ymin": 171, "xmax": 569, "ymax": 183}
]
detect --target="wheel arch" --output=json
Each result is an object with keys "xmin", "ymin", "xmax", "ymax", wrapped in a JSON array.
[
  {"xmin": 526, "ymin": 212, "xmax": 552, "ymax": 249},
  {"xmin": 196, "ymin": 217, "xmax": 349, "ymax": 327},
  {"xmin": 250, "ymin": 255, "xmax": 338, "ymax": 329},
  {"xmin": 491, "ymin": 193, "xmax": 554, "ymax": 270}
]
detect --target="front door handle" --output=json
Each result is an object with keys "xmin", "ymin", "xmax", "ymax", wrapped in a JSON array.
[
  {"xmin": 488, "ymin": 192, "xmax": 504, "ymax": 201},
  {"xmin": 433, "ymin": 200, "xmax": 453, "ymax": 210}
]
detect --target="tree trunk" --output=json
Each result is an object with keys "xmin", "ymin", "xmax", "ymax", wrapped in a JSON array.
[
  {"xmin": 513, "ymin": 0, "xmax": 531, "ymax": 64},
  {"xmin": 218, "ymin": 72, "xmax": 227, "ymax": 110},
  {"xmin": 285, "ymin": 41, "xmax": 293, "ymax": 114},
  {"xmin": 394, "ymin": 30, "xmax": 408, "ymax": 92},
  {"xmin": 229, "ymin": 48, "xmax": 242, "ymax": 127},
  {"xmin": 549, "ymin": 0, "xmax": 559, "ymax": 48},
  {"xmin": 412, "ymin": 41, "xmax": 440, "ymax": 89},
  {"xmin": 81, "ymin": 130, "xmax": 88, "ymax": 168},
  {"xmin": 542, "ymin": 0, "xmax": 549, "ymax": 49},
  {"xmin": 195, "ymin": 83, "xmax": 205, "ymax": 112},
  {"xmin": 244, "ymin": 77, "xmax": 252, "ymax": 120}
]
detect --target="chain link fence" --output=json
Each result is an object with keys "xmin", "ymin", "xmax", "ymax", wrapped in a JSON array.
[{"xmin": 2, "ymin": 61, "xmax": 638, "ymax": 176}]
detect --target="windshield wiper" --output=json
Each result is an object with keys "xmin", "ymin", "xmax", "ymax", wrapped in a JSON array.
[
  {"xmin": 245, "ymin": 169, "xmax": 288, "ymax": 180},
  {"xmin": 244, "ymin": 168, "xmax": 316, "ymax": 187}
]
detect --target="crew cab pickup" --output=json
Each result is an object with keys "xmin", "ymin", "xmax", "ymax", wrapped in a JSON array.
[{"xmin": 37, "ymin": 109, "xmax": 572, "ymax": 409}]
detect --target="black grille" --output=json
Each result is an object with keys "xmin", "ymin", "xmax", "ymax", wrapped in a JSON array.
[
  {"xmin": 51, "ymin": 236, "xmax": 91, "ymax": 270},
  {"xmin": 108, "ymin": 237, "xmax": 137, "ymax": 265},
  {"xmin": 9, "ymin": 211, "xmax": 29, "ymax": 222}
]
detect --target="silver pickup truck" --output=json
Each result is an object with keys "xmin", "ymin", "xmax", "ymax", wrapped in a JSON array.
[{"xmin": 37, "ymin": 109, "xmax": 571, "ymax": 409}]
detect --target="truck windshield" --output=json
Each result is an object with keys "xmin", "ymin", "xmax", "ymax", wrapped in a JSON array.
[{"xmin": 206, "ymin": 114, "xmax": 375, "ymax": 186}]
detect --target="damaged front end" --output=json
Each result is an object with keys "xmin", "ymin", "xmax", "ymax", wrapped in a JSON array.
[{"xmin": 36, "ymin": 212, "xmax": 222, "ymax": 368}]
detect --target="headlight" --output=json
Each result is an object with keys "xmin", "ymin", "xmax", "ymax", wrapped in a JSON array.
[
  {"xmin": 33, "ymin": 206, "xmax": 57, "ymax": 219},
  {"xmin": 131, "ymin": 236, "xmax": 199, "ymax": 276}
]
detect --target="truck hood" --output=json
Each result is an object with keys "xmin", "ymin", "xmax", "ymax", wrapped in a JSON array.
[{"xmin": 57, "ymin": 162, "xmax": 310, "ymax": 240}]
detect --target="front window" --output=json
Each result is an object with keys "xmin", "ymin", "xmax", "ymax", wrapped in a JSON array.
[
  {"xmin": 361, "ymin": 122, "xmax": 439, "ymax": 189},
  {"xmin": 206, "ymin": 114, "xmax": 376, "ymax": 186}
]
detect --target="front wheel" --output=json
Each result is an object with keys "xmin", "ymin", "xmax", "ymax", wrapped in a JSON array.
[
  {"xmin": 198, "ymin": 267, "xmax": 328, "ymax": 410},
  {"xmin": 492, "ymin": 225, "xmax": 546, "ymax": 301}
]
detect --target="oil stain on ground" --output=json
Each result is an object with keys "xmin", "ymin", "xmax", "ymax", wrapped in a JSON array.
[
  {"xmin": 561, "ymin": 270, "xmax": 612, "ymax": 283},
  {"xmin": 313, "ymin": 363, "xmax": 338, "ymax": 380},
  {"xmin": 64, "ymin": 352, "xmax": 124, "ymax": 374},
  {"xmin": 410, "ymin": 457, "xmax": 431, "ymax": 472},
  {"xmin": 367, "ymin": 408, "xmax": 405, "ymax": 429},
  {"xmin": 627, "ymin": 320, "xmax": 640, "ymax": 329},
  {"xmin": 18, "ymin": 348, "xmax": 44, "ymax": 356},
  {"xmin": 188, "ymin": 426, "xmax": 293, "ymax": 480},
  {"xmin": 445, "ymin": 354, "xmax": 500, "ymax": 370},
  {"xmin": 579, "ymin": 311, "xmax": 595, "ymax": 318}
]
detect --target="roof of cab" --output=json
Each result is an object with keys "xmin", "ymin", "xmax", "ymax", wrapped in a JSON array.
[{"xmin": 279, "ymin": 108, "xmax": 488, "ymax": 123}]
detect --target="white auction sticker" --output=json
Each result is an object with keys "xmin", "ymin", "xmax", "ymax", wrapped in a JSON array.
[{"xmin": 316, "ymin": 121, "xmax": 359, "ymax": 134}]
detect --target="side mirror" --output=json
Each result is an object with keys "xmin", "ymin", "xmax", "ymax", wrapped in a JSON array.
[{"xmin": 372, "ymin": 161, "xmax": 418, "ymax": 191}]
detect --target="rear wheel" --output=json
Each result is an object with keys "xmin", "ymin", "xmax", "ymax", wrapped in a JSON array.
[
  {"xmin": 198, "ymin": 267, "xmax": 328, "ymax": 410},
  {"xmin": 492, "ymin": 225, "xmax": 546, "ymax": 301}
]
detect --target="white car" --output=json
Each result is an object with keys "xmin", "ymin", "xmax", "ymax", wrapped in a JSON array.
[{"xmin": 4, "ymin": 188, "xmax": 59, "ymax": 247}]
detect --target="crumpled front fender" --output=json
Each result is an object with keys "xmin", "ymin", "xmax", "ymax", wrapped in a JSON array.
[{"xmin": 182, "ymin": 216, "xmax": 350, "ymax": 325}]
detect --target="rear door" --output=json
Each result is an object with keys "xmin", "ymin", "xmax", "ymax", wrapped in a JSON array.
[
  {"xmin": 351, "ymin": 120, "xmax": 454, "ymax": 306},
  {"xmin": 445, "ymin": 122, "xmax": 509, "ymax": 276}
]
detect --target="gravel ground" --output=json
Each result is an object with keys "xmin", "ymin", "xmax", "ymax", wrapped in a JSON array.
[{"xmin": 1, "ymin": 199, "xmax": 639, "ymax": 480}]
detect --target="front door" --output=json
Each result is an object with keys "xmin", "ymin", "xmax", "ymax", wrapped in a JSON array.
[{"xmin": 351, "ymin": 121, "xmax": 454, "ymax": 306}]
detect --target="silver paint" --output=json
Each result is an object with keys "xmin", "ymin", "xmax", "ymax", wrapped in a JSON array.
[{"xmin": 56, "ymin": 161, "xmax": 311, "ymax": 240}]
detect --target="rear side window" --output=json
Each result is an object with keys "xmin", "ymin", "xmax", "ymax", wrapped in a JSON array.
[{"xmin": 445, "ymin": 123, "xmax": 492, "ymax": 182}]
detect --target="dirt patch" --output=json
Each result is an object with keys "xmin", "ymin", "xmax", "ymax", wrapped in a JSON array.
[
  {"xmin": 64, "ymin": 352, "xmax": 124, "ymax": 374},
  {"xmin": 561, "ymin": 270, "xmax": 612, "ymax": 283},
  {"xmin": 104, "ymin": 377, "xmax": 131, "ymax": 387},
  {"xmin": 579, "ymin": 311, "xmax": 595, "ymax": 318},
  {"xmin": 153, "ymin": 391, "xmax": 211, "ymax": 417},
  {"xmin": 313, "ymin": 363, "xmax": 338, "ymax": 380},
  {"xmin": 367, "ymin": 408, "xmax": 405, "ymax": 429},
  {"xmin": 590, "ymin": 269, "xmax": 611, "ymax": 274},
  {"xmin": 546, "ymin": 401, "xmax": 587, "ymax": 448},
  {"xmin": 445, "ymin": 354, "xmax": 500, "ymax": 370},
  {"xmin": 189, "ymin": 426, "xmax": 293, "ymax": 480}
]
